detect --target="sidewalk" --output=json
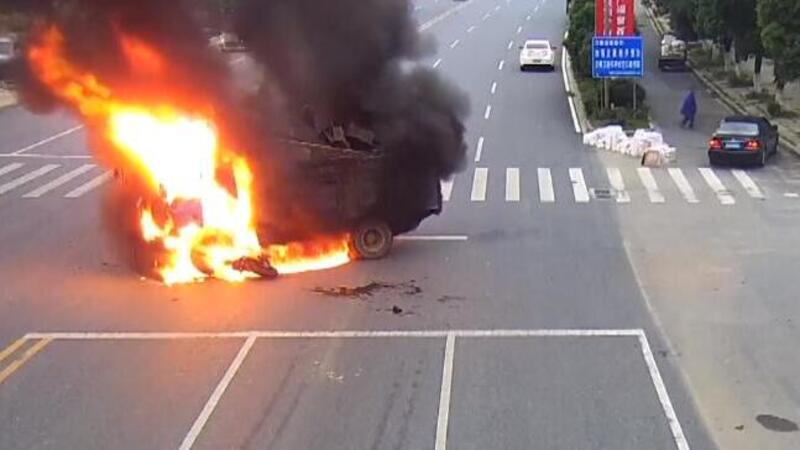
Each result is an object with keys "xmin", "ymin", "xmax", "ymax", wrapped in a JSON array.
[
  {"xmin": 641, "ymin": 1, "xmax": 800, "ymax": 160},
  {"xmin": 0, "ymin": 88, "xmax": 16, "ymax": 110},
  {"xmin": 635, "ymin": 4, "xmax": 727, "ymax": 167}
]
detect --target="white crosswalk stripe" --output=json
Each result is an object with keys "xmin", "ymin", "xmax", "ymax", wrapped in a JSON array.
[
  {"xmin": 440, "ymin": 178, "xmax": 454, "ymax": 202},
  {"xmin": 538, "ymin": 168, "xmax": 555, "ymax": 203},
  {"xmin": 0, "ymin": 163, "xmax": 25, "ymax": 177},
  {"xmin": 731, "ymin": 170, "xmax": 765, "ymax": 200},
  {"xmin": 667, "ymin": 168, "xmax": 699, "ymax": 204},
  {"xmin": 698, "ymin": 168, "xmax": 735, "ymax": 205},
  {"xmin": 64, "ymin": 171, "xmax": 113, "ymax": 198},
  {"xmin": 505, "ymin": 168, "xmax": 520, "ymax": 202},
  {"xmin": 471, "ymin": 168, "xmax": 488, "ymax": 202},
  {"xmin": 606, "ymin": 168, "xmax": 630, "ymax": 203},
  {"xmin": 23, "ymin": 164, "xmax": 96, "ymax": 198},
  {"xmin": 637, "ymin": 168, "xmax": 665, "ymax": 203},
  {"xmin": 0, "ymin": 164, "xmax": 60, "ymax": 195},
  {"xmin": 569, "ymin": 168, "xmax": 590, "ymax": 203}
]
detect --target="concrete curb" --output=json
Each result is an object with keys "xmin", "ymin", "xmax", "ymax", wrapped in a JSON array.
[
  {"xmin": 0, "ymin": 90, "xmax": 18, "ymax": 111},
  {"xmin": 563, "ymin": 49, "xmax": 591, "ymax": 133},
  {"xmin": 641, "ymin": 2, "xmax": 800, "ymax": 158}
]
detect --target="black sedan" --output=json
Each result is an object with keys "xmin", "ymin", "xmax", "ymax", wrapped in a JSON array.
[{"xmin": 708, "ymin": 116, "xmax": 779, "ymax": 167}]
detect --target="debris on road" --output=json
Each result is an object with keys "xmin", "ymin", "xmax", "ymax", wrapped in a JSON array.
[
  {"xmin": 583, "ymin": 126, "xmax": 676, "ymax": 163},
  {"xmin": 312, "ymin": 280, "xmax": 422, "ymax": 299},
  {"xmin": 232, "ymin": 257, "xmax": 279, "ymax": 280},
  {"xmin": 755, "ymin": 414, "xmax": 798, "ymax": 432}
]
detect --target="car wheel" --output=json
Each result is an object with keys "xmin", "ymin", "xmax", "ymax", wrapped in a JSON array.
[{"xmin": 350, "ymin": 220, "xmax": 393, "ymax": 260}]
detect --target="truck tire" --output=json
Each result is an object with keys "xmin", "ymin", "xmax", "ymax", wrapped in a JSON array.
[{"xmin": 351, "ymin": 220, "xmax": 393, "ymax": 260}]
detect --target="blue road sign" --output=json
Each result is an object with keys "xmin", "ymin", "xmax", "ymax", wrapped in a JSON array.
[{"xmin": 592, "ymin": 36, "xmax": 644, "ymax": 78}]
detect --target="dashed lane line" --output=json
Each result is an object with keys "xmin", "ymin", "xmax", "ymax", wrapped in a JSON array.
[
  {"xmin": 474, "ymin": 136, "xmax": 485, "ymax": 162},
  {"xmin": 484, "ymin": 104, "xmax": 492, "ymax": 120},
  {"xmin": 450, "ymin": 39, "xmax": 460, "ymax": 49},
  {"xmin": 433, "ymin": 58, "xmax": 442, "ymax": 68},
  {"xmin": 418, "ymin": 0, "xmax": 473, "ymax": 32},
  {"xmin": 498, "ymin": 60, "xmax": 505, "ymax": 70},
  {"xmin": 491, "ymin": 81, "xmax": 498, "ymax": 94}
]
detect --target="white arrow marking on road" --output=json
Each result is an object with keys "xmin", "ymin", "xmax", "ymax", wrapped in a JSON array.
[
  {"xmin": 637, "ymin": 168, "xmax": 665, "ymax": 203},
  {"xmin": 440, "ymin": 178, "xmax": 454, "ymax": 202},
  {"xmin": 667, "ymin": 168, "xmax": 699, "ymax": 204},
  {"xmin": 569, "ymin": 168, "xmax": 590, "ymax": 203},
  {"xmin": 606, "ymin": 168, "xmax": 631, "ymax": 203},
  {"xmin": 698, "ymin": 168, "xmax": 735, "ymax": 205},
  {"xmin": 471, "ymin": 168, "xmax": 488, "ymax": 202},
  {"xmin": 731, "ymin": 170, "xmax": 765, "ymax": 200},
  {"xmin": 23, "ymin": 164, "xmax": 96, "ymax": 198},
  {"xmin": 506, "ymin": 168, "xmax": 520, "ymax": 202},
  {"xmin": 0, "ymin": 162, "xmax": 24, "ymax": 177},
  {"xmin": 538, "ymin": 168, "xmax": 555, "ymax": 203},
  {"xmin": 64, "ymin": 170, "xmax": 113, "ymax": 198},
  {"xmin": 0, "ymin": 164, "xmax": 60, "ymax": 195}
]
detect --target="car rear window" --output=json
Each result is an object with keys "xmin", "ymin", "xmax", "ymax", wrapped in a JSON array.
[
  {"xmin": 718, "ymin": 121, "xmax": 759, "ymax": 136},
  {"xmin": 525, "ymin": 42, "xmax": 549, "ymax": 49}
]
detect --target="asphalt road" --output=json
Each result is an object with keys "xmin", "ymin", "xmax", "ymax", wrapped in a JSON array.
[{"xmin": 0, "ymin": 0, "xmax": 797, "ymax": 449}]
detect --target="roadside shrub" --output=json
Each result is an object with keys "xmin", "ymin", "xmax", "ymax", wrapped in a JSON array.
[
  {"xmin": 745, "ymin": 90, "xmax": 772, "ymax": 102},
  {"xmin": 727, "ymin": 72, "xmax": 752, "ymax": 88},
  {"xmin": 766, "ymin": 100, "xmax": 783, "ymax": 117}
]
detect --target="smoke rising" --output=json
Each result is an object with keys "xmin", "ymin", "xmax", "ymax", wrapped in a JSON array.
[{"xmin": 15, "ymin": 0, "xmax": 469, "ymax": 241}]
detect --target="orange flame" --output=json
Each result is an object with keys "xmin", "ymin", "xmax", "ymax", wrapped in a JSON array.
[{"xmin": 27, "ymin": 26, "xmax": 351, "ymax": 284}]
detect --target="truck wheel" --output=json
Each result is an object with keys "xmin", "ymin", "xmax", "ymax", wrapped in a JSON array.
[{"xmin": 351, "ymin": 220, "xmax": 393, "ymax": 260}]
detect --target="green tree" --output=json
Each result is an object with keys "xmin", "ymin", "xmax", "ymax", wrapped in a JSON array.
[
  {"xmin": 564, "ymin": 0, "xmax": 594, "ymax": 79},
  {"xmin": 758, "ymin": 0, "xmax": 800, "ymax": 96}
]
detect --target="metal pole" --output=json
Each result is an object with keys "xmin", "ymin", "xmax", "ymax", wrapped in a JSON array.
[{"xmin": 633, "ymin": 81, "xmax": 637, "ymax": 111}]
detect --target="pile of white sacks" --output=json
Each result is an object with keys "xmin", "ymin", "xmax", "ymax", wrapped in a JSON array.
[{"xmin": 582, "ymin": 126, "xmax": 676, "ymax": 164}]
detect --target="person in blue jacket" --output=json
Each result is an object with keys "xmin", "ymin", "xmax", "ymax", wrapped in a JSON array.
[{"xmin": 680, "ymin": 90, "xmax": 697, "ymax": 129}]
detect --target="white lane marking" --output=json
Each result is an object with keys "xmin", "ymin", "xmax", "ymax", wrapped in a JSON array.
[
  {"xmin": 731, "ymin": 170, "xmax": 765, "ymax": 200},
  {"xmin": 698, "ymin": 168, "xmax": 735, "ymax": 205},
  {"xmin": 506, "ymin": 168, "xmax": 520, "ymax": 202},
  {"xmin": 64, "ymin": 170, "xmax": 112, "ymax": 198},
  {"xmin": 667, "ymin": 168, "xmax": 699, "ymax": 204},
  {"xmin": 482, "ymin": 13, "xmax": 491, "ymax": 21},
  {"xmin": 507, "ymin": 40, "xmax": 514, "ymax": 50},
  {"xmin": 491, "ymin": 81, "xmax": 498, "ymax": 94},
  {"xmin": 467, "ymin": 25, "xmax": 476, "ymax": 33},
  {"xmin": 0, "ymin": 153, "xmax": 92, "ymax": 159},
  {"xmin": 0, "ymin": 164, "xmax": 59, "ymax": 195},
  {"xmin": 538, "ymin": 168, "xmax": 555, "ymax": 203},
  {"xmin": 433, "ymin": 58, "xmax": 442, "ymax": 68},
  {"xmin": 474, "ymin": 136, "xmax": 485, "ymax": 162},
  {"xmin": 440, "ymin": 178, "xmax": 454, "ymax": 202},
  {"xmin": 567, "ymin": 97, "xmax": 580, "ymax": 134},
  {"xmin": 606, "ymin": 168, "xmax": 631, "ymax": 203},
  {"xmin": 785, "ymin": 192, "xmax": 799, "ymax": 198},
  {"xmin": 637, "ymin": 168, "xmax": 666, "ymax": 203},
  {"xmin": 569, "ymin": 168, "xmax": 590, "ymax": 203},
  {"xmin": 561, "ymin": 47, "xmax": 570, "ymax": 92},
  {"xmin": 534, "ymin": 5, "xmax": 540, "ymax": 12},
  {"xmin": 449, "ymin": 39, "xmax": 460, "ymax": 49},
  {"xmin": 471, "ymin": 167, "xmax": 488, "ymax": 202},
  {"xmin": 498, "ymin": 60, "xmax": 505, "ymax": 70},
  {"xmin": 23, "ymin": 164, "xmax": 96, "ymax": 198},
  {"xmin": 0, "ymin": 162, "xmax": 24, "ymax": 177},
  {"xmin": 434, "ymin": 333, "xmax": 456, "ymax": 450},
  {"xmin": 483, "ymin": 104, "xmax": 492, "ymax": 120},
  {"xmin": 419, "ymin": 0, "xmax": 473, "ymax": 32},
  {"xmin": 396, "ymin": 235, "xmax": 468, "ymax": 242},
  {"xmin": 637, "ymin": 331, "xmax": 691, "ymax": 450},
  {"xmin": 526, "ymin": 15, "xmax": 531, "ymax": 20},
  {"xmin": 516, "ymin": 26, "xmax": 523, "ymax": 34},
  {"xmin": 9, "ymin": 125, "xmax": 84, "ymax": 155},
  {"xmin": 178, "ymin": 335, "xmax": 256, "ymax": 450},
  {"xmin": 495, "ymin": 5, "xmax": 501, "ymax": 11}
]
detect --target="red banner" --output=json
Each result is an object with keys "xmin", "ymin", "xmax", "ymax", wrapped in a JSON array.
[{"xmin": 596, "ymin": 0, "xmax": 635, "ymax": 36}]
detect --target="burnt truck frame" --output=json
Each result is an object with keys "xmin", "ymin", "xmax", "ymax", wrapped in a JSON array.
[{"xmin": 259, "ymin": 139, "xmax": 443, "ymax": 260}]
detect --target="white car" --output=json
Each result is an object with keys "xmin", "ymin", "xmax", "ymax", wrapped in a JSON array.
[{"xmin": 519, "ymin": 39, "xmax": 556, "ymax": 71}]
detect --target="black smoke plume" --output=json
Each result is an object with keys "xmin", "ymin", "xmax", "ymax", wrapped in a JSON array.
[{"xmin": 13, "ymin": 0, "xmax": 468, "ymax": 243}]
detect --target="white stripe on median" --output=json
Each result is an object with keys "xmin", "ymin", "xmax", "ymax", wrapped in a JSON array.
[
  {"xmin": 23, "ymin": 164, "xmax": 96, "ymax": 198},
  {"xmin": 731, "ymin": 170, "xmax": 765, "ymax": 200},
  {"xmin": 698, "ymin": 168, "xmax": 735, "ymax": 205},
  {"xmin": 606, "ymin": 168, "xmax": 630, "ymax": 203},
  {"xmin": 637, "ymin": 168, "xmax": 665, "ymax": 203},
  {"xmin": 64, "ymin": 171, "xmax": 113, "ymax": 198},
  {"xmin": 569, "ymin": 168, "xmax": 590, "ymax": 203},
  {"xmin": 0, "ymin": 164, "xmax": 60, "ymax": 195},
  {"xmin": 667, "ymin": 168, "xmax": 699, "ymax": 204},
  {"xmin": 506, "ymin": 168, "xmax": 520, "ymax": 202},
  {"xmin": 0, "ymin": 162, "xmax": 24, "ymax": 177},
  {"xmin": 471, "ymin": 168, "xmax": 488, "ymax": 202},
  {"xmin": 538, "ymin": 168, "xmax": 555, "ymax": 203}
]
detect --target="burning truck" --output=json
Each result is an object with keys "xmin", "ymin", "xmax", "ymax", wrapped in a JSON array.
[{"xmin": 15, "ymin": 0, "xmax": 468, "ymax": 285}]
